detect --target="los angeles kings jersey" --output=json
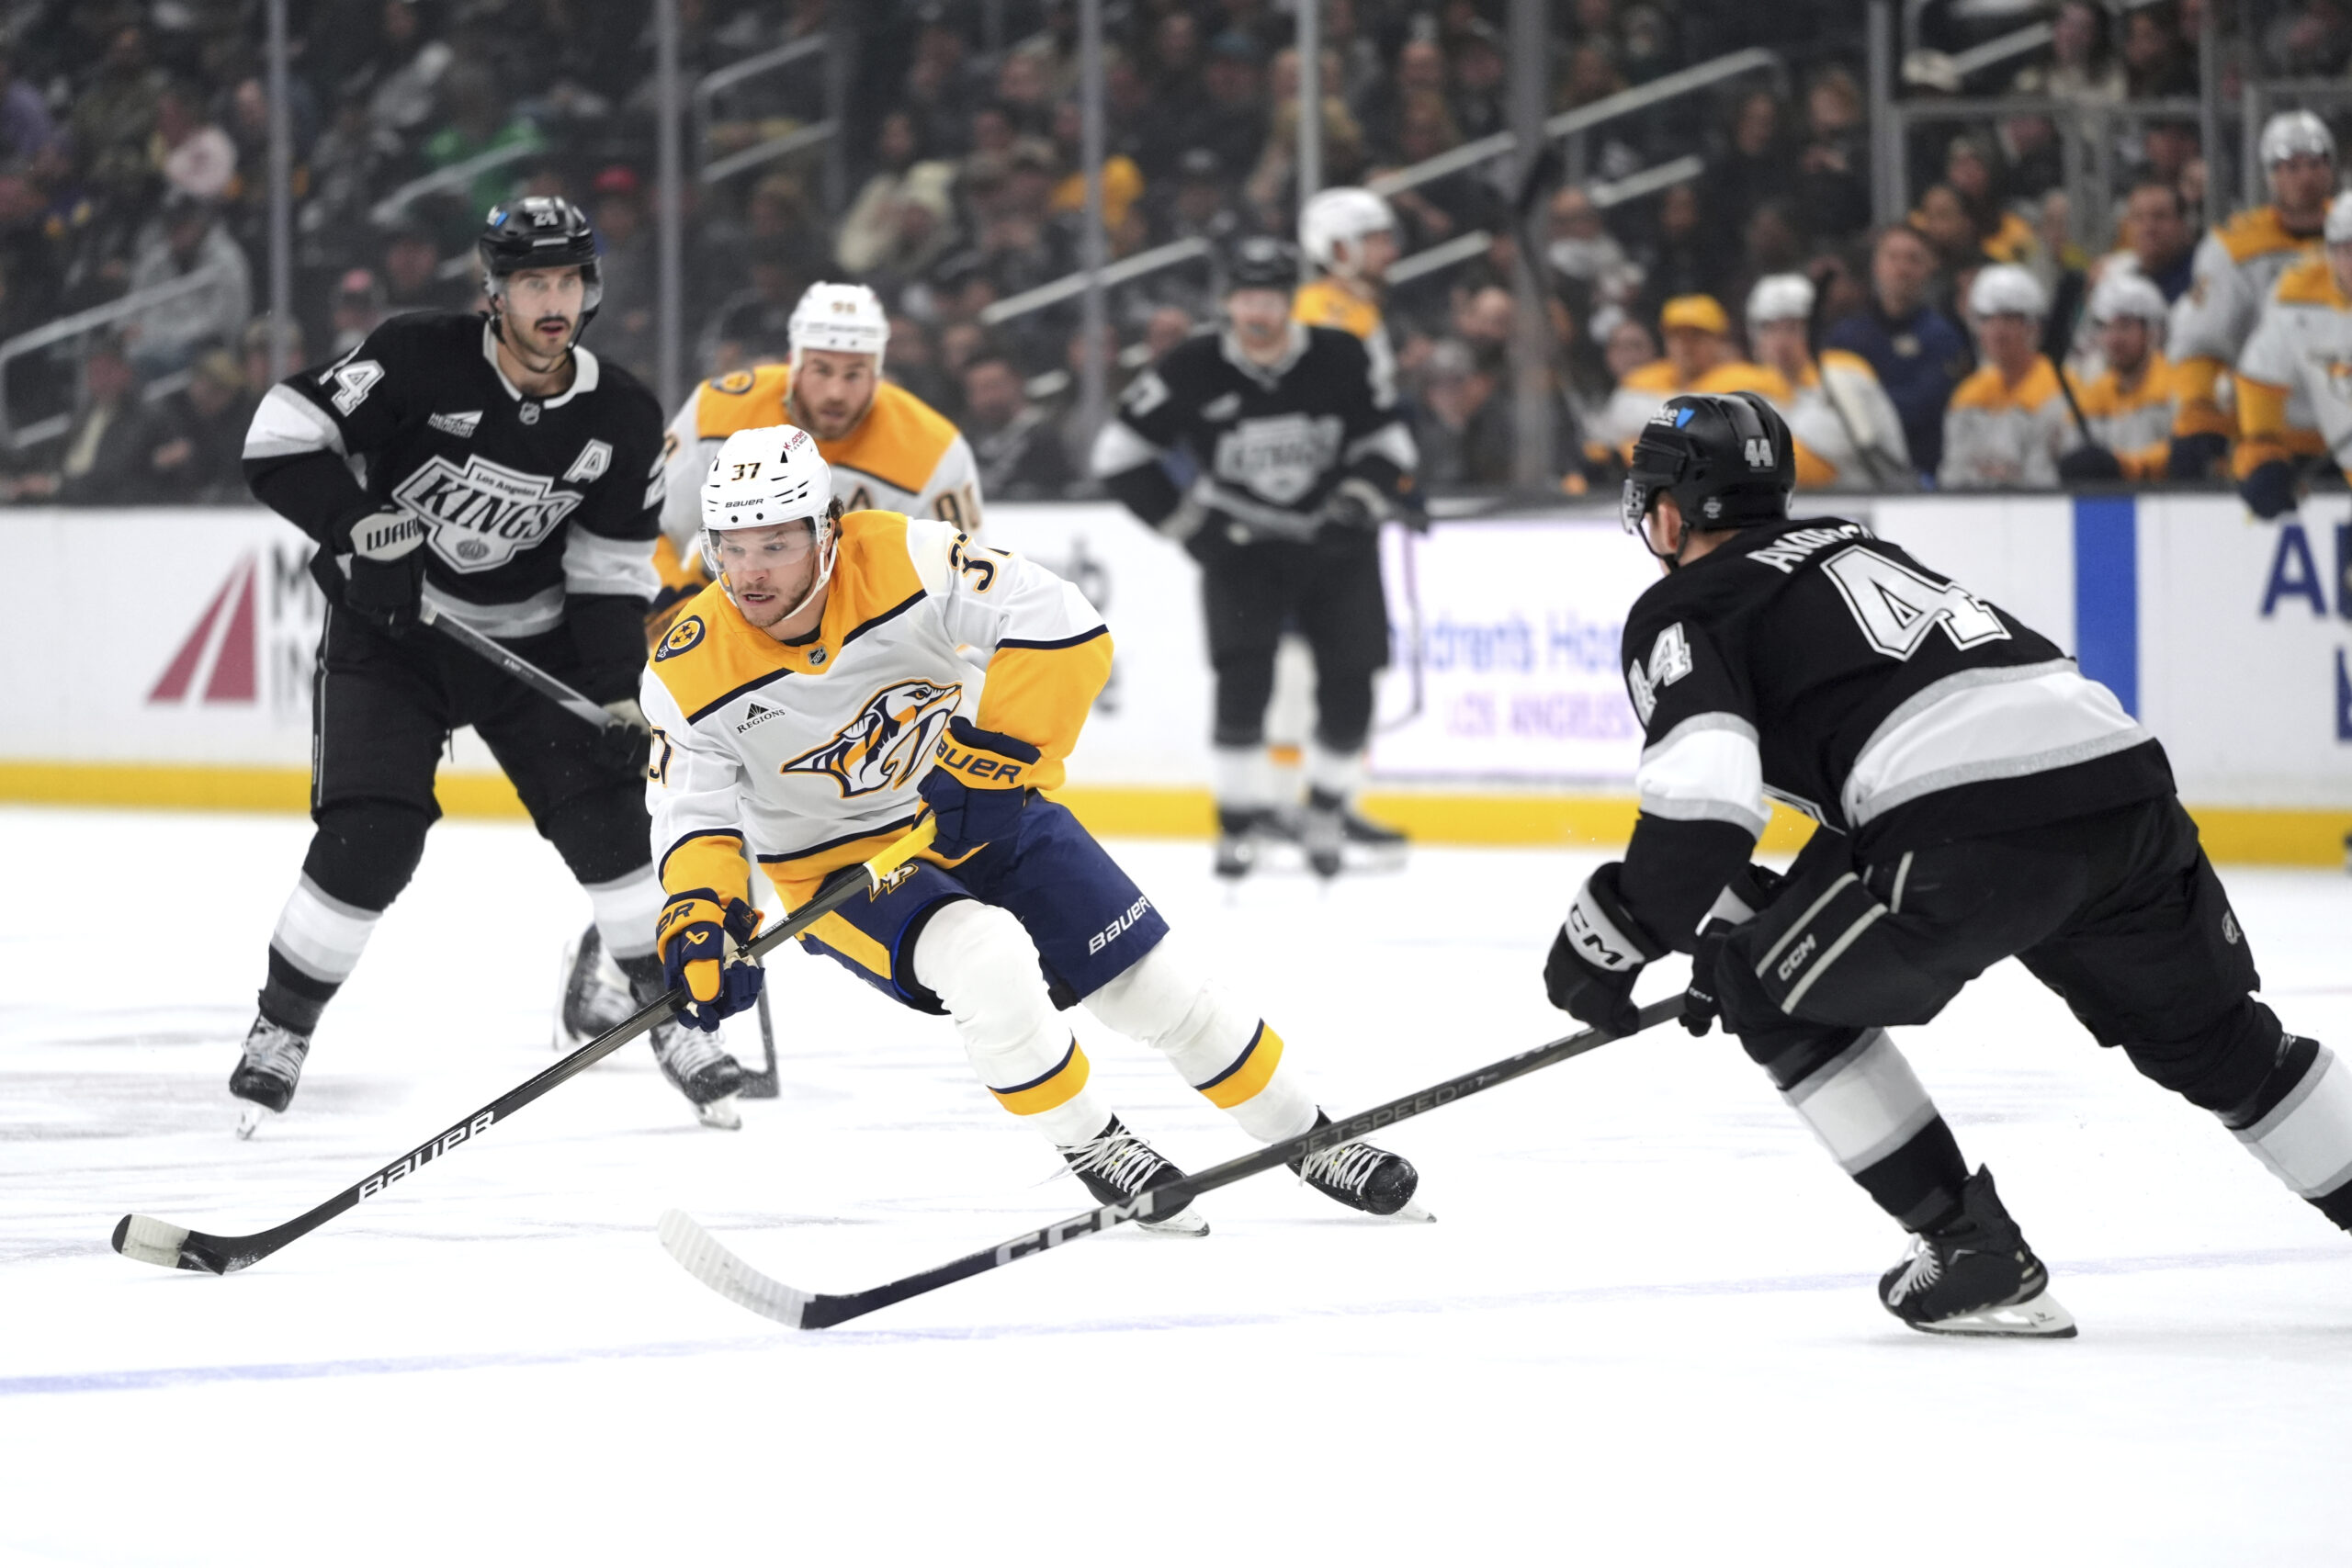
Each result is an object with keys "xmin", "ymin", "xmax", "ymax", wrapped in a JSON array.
[
  {"xmin": 1612, "ymin": 519, "xmax": 2173, "ymax": 948},
  {"xmin": 1091, "ymin": 321, "xmax": 1417, "ymax": 539},
  {"xmin": 243, "ymin": 312, "xmax": 665, "ymax": 638},
  {"xmin": 642, "ymin": 511, "xmax": 1112, "ymax": 908}
]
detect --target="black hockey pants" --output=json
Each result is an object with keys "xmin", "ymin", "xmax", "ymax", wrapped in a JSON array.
[{"xmin": 1196, "ymin": 527, "xmax": 1388, "ymax": 752}]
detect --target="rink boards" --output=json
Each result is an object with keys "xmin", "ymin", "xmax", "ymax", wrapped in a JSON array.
[{"xmin": 2, "ymin": 496, "xmax": 2345, "ymax": 863}]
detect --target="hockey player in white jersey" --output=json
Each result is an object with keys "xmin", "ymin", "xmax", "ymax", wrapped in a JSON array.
[
  {"xmin": 1743, "ymin": 272, "xmax": 1911, "ymax": 491},
  {"xmin": 2165, "ymin": 109, "xmax": 2335, "ymax": 479},
  {"xmin": 2234, "ymin": 191, "xmax": 2352, "ymax": 519},
  {"xmin": 639, "ymin": 423, "xmax": 1426, "ymax": 1230}
]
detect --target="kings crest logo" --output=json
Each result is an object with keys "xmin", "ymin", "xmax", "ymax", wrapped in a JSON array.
[
  {"xmin": 780, "ymin": 678, "xmax": 964, "ymax": 796},
  {"xmin": 391, "ymin": 455, "xmax": 584, "ymax": 573}
]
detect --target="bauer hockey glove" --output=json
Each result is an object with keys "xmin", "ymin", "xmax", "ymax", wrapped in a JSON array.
[
  {"xmin": 657, "ymin": 890, "xmax": 765, "ymax": 1032},
  {"xmin": 1544, "ymin": 863, "xmax": 1666, "ymax": 1038},
  {"xmin": 1681, "ymin": 863, "xmax": 1788, "ymax": 1037},
  {"xmin": 336, "ymin": 508, "xmax": 427, "ymax": 636},
  {"xmin": 919, "ymin": 716, "xmax": 1042, "ymax": 859}
]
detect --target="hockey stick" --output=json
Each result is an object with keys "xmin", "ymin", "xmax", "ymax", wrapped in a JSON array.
[
  {"xmin": 111, "ymin": 820, "xmax": 940, "ymax": 1276},
  {"xmin": 659, "ymin": 995, "xmax": 1684, "ymax": 1329},
  {"xmin": 417, "ymin": 602, "xmax": 639, "ymax": 737},
  {"xmin": 740, "ymin": 968, "xmax": 781, "ymax": 1100}
]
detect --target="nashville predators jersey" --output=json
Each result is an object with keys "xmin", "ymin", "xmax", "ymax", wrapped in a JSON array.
[
  {"xmin": 2073, "ymin": 353, "xmax": 2177, "ymax": 479},
  {"xmin": 642, "ymin": 510, "xmax": 1112, "ymax": 910},
  {"xmin": 1781, "ymin": 350, "xmax": 1911, "ymax": 492},
  {"xmin": 1592, "ymin": 358, "xmax": 1794, "ymax": 459},
  {"xmin": 2233, "ymin": 255, "xmax": 2349, "ymax": 477},
  {"xmin": 1937, "ymin": 357, "xmax": 2076, "ymax": 490},
  {"xmin": 2170, "ymin": 205, "xmax": 2324, "ymax": 440},
  {"xmin": 659, "ymin": 367, "xmax": 982, "ymax": 554},
  {"xmin": 1294, "ymin": 278, "xmax": 1383, "ymax": 341}
]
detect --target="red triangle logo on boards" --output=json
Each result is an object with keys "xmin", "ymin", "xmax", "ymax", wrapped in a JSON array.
[{"xmin": 149, "ymin": 553, "xmax": 259, "ymax": 705}]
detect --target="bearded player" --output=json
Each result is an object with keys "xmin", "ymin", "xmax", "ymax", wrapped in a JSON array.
[{"xmin": 639, "ymin": 423, "xmax": 1426, "ymax": 1232}]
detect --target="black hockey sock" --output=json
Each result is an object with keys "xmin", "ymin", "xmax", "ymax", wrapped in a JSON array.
[
  {"xmin": 1854, "ymin": 1116, "xmax": 1972, "ymax": 1234},
  {"xmin": 258, "ymin": 952, "xmax": 334, "ymax": 1037}
]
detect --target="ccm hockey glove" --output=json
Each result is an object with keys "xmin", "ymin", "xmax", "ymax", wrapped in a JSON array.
[
  {"xmin": 336, "ymin": 508, "xmax": 427, "ymax": 635},
  {"xmin": 657, "ymin": 890, "xmax": 765, "ymax": 1032},
  {"xmin": 919, "ymin": 716, "xmax": 1042, "ymax": 859},
  {"xmin": 1544, "ymin": 863, "xmax": 1667, "ymax": 1038},
  {"xmin": 1681, "ymin": 863, "xmax": 1789, "ymax": 1038}
]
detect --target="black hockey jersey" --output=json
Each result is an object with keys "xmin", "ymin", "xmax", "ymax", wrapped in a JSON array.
[
  {"xmin": 243, "ymin": 311, "xmax": 665, "ymax": 641},
  {"xmin": 1615, "ymin": 518, "xmax": 2175, "ymax": 947},
  {"xmin": 1091, "ymin": 321, "xmax": 1417, "ymax": 538}
]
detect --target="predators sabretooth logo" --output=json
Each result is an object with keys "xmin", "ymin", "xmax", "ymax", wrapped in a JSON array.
[
  {"xmin": 779, "ymin": 678, "xmax": 964, "ymax": 796},
  {"xmin": 391, "ymin": 454, "xmax": 585, "ymax": 573}
]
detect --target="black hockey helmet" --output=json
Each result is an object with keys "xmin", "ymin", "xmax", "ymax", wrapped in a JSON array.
[
  {"xmin": 1621, "ymin": 390, "xmax": 1794, "ymax": 538},
  {"xmin": 477, "ymin": 196, "xmax": 604, "ymax": 326},
  {"xmin": 1225, "ymin": 235, "xmax": 1300, "ymax": 293}
]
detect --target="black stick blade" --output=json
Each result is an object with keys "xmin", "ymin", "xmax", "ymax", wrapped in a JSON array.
[{"xmin": 112, "ymin": 1214, "xmax": 229, "ymax": 1275}]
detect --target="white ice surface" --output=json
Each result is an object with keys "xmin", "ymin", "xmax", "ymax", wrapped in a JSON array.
[{"xmin": 3, "ymin": 806, "xmax": 2351, "ymax": 1567}]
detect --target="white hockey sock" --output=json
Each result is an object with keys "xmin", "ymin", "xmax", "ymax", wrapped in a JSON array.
[
  {"xmin": 2232, "ymin": 1042, "xmax": 2352, "ymax": 1208},
  {"xmin": 584, "ymin": 863, "xmax": 665, "ymax": 963},
  {"xmin": 268, "ymin": 874, "xmax": 383, "ymax": 992},
  {"xmin": 914, "ymin": 899, "xmax": 1109, "ymax": 1146},
  {"xmin": 1086, "ymin": 942, "xmax": 1318, "ymax": 1144},
  {"xmin": 1780, "ymin": 1029, "xmax": 1941, "ymax": 1177},
  {"xmin": 1212, "ymin": 745, "xmax": 1275, "ymax": 816}
]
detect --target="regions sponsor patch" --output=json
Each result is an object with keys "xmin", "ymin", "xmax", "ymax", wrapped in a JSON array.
[
  {"xmin": 657, "ymin": 615, "xmax": 707, "ymax": 660},
  {"xmin": 734, "ymin": 699, "xmax": 782, "ymax": 734}
]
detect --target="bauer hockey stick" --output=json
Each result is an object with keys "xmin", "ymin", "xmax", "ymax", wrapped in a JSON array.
[
  {"xmin": 110, "ymin": 820, "xmax": 941, "ymax": 1276},
  {"xmin": 659, "ymin": 995, "xmax": 1684, "ymax": 1329}
]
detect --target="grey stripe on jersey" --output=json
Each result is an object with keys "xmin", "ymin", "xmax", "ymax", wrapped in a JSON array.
[
  {"xmin": 244, "ymin": 383, "xmax": 345, "ymax": 459},
  {"xmin": 1841, "ymin": 660, "xmax": 2147, "ymax": 828},
  {"xmin": 1635, "ymin": 711, "xmax": 1770, "ymax": 834},
  {"xmin": 421, "ymin": 581, "xmax": 567, "ymax": 638},
  {"xmin": 562, "ymin": 526, "xmax": 660, "ymax": 599},
  {"xmin": 1343, "ymin": 420, "xmax": 1419, "ymax": 470}
]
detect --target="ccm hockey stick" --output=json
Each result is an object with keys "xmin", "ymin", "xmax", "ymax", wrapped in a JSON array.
[
  {"xmin": 112, "ymin": 821, "xmax": 939, "ymax": 1276},
  {"xmin": 417, "ymin": 601, "xmax": 634, "ymax": 735},
  {"xmin": 659, "ymin": 996, "xmax": 1684, "ymax": 1329}
]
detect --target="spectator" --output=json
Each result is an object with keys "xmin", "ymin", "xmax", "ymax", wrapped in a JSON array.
[
  {"xmin": 1604, "ymin": 316, "xmax": 1659, "ymax": 382},
  {"xmin": 902, "ymin": 11, "xmax": 981, "ymax": 159},
  {"xmin": 1939, "ymin": 265, "xmax": 2073, "ymax": 491},
  {"xmin": 122, "ymin": 194, "xmax": 253, "ymax": 378},
  {"xmin": 6, "ymin": 335, "xmax": 172, "ymax": 504},
  {"xmin": 71, "ymin": 27, "xmax": 166, "ymax": 195},
  {"xmin": 153, "ymin": 82, "xmax": 236, "ymax": 202},
  {"xmin": 379, "ymin": 221, "xmax": 472, "ymax": 315},
  {"xmin": 241, "ymin": 315, "xmax": 305, "ymax": 400},
  {"xmin": 152, "ymin": 347, "xmax": 255, "ymax": 502},
  {"xmin": 1746, "ymin": 272, "xmax": 1912, "ymax": 491},
  {"xmin": 883, "ymin": 310, "xmax": 955, "ymax": 412},
  {"xmin": 1913, "ymin": 183, "xmax": 1983, "ymax": 276},
  {"xmin": 1943, "ymin": 136, "xmax": 2037, "ymax": 265},
  {"xmin": 1826, "ymin": 224, "xmax": 1973, "ymax": 479},
  {"xmin": 422, "ymin": 63, "xmax": 545, "ymax": 220},
  {"xmin": 1157, "ymin": 147, "xmax": 1243, "ymax": 248},
  {"xmin": 2019, "ymin": 1, "xmax": 2126, "ymax": 104},
  {"xmin": 1362, "ymin": 38, "xmax": 1448, "ymax": 165},
  {"xmin": 1416, "ymin": 337, "xmax": 1510, "ymax": 487},
  {"xmin": 1704, "ymin": 89, "xmax": 1794, "ymax": 240},
  {"xmin": 2107, "ymin": 178, "xmax": 2197, "ymax": 302},
  {"xmin": 327, "ymin": 267, "xmax": 387, "ymax": 355},
  {"xmin": 702, "ymin": 255, "xmax": 804, "ymax": 375},
  {"xmin": 838, "ymin": 113, "xmax": 959, "ymax": 284},
  {"xmin": 1449, "ymin": 23, "xmax": 1510, "ymax": 142},
  {"xmin": 1544, "ymin": 184, "xmax": 1642, "ymax": 321},
  {"xmin": 589, "ymin": 166, "xmax": 656, "ymax": 381},
  {"xmin": 1634, "ymin": 184, "xmax": 1731, "ymax": 321},
  {"xmin": 1592, "ymin": 293, "xmax": 1788, "ymax": 456},
  {"xmin": 2122, "ymin": 5, "xmax": 2199, "ymax": 97},
  {"xmin": 960, "ymin": 350, "xmax": 1070, "ymax": 498},
  {"xmin": 0, "ymin": 48, "xmax": 60, "ymax": 168},
  {"xmin": 1046, "ymin": 97, "xmax": 1144, "ymax": 233},
  {"xmin": 1794, "ymin": 67, "xmax": 1871, "ymax": 246}
]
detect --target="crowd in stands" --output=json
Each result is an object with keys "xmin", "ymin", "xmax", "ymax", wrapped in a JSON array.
[{"xmin": 0, "ymin": 0, "xmax": 2337, "ymax": 503}]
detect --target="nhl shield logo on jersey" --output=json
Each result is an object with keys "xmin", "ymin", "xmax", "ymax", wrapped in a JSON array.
[
  {"xmin": 656, "ymin": 615, "xmax": 707, "ymax": 660},
  {"xmin": 780, "ymin": 679, "xmax": 965, "ymax": 796}
]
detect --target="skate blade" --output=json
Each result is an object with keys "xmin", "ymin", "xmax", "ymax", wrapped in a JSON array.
[
  {"xmin": 1377, "ymin": 1199, "xmax": 1436, "ymax": 1224},
  {"xmin": 1913, "ymin": 1289, "xmax": 2077, "ymax": 1339},
  {"xmin": 233, "ymin": 1102, "xmax": 275, "ymax": 1141},
  {"xmin": 1137, "ymin": 1211, "xmax": 1210, "ymax": 1238},
  {"xmin": 693, "ymin": 1094, "xmax": 744, "ymax": 1131}
]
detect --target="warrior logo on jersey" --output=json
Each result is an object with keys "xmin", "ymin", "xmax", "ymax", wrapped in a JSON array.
[
  {"xmin": 1212, "ymin": 413, "xmax": 1345, "ymax": 506},
  {"xmin": 391, "ymin": 454, "xmax": 585, "ymax": 573},
  {"xmin": 779, "ymin": 678, "xmax": 965, "ymax": 796}
]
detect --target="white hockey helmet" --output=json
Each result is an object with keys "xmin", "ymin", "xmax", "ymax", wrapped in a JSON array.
[
  {"xmin": 1299, "ymin": 187, "xmax": 1397, "ymax": 279},
  {"xmin": 788, "ymin": 281, "xmax": 890, "ymax": 373},
  {"xmin": 2260, "ymin": 108, "xmax": 2336, "ymax": 168},
  {"xmin": 2326, "ymin": 190, "xmax": 2352, "ymax": 244},
  {"xmin": 2086, "ymin": 271, "xmax": 2168, "ymax": 327},
  {"xmin": 1745, "ymin": 272, "xmax": 1816, "ymax": 325},
  {"xmin": 699, "ymin": 423, "xmax": 844, "ymax": 619},
  {"xmin": 1968, "ymin": 264, "xmax": 2048, "ymax": 320}
]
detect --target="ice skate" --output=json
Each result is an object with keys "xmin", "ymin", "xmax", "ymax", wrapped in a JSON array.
[
  {"xmin": 1303, "ymin": 797, "xmax": 1345, "ymax": 879},
  {"xmin": 1214, "ymin": 807, "xmax": 1270, "ymax": 880},
  {"xmin": 555, "ymin": 922, "xmax": 634, "ymax": 1050},
  {"xmin": 1291, "ymin": 1111, "xmax": 1430, "ymax": 1220},
  {"xmin": 651, "ymin": 1021, "xmax": 749, "ymax": 1131},
  {"xmin": 229, "ymin": 1016, "xmax": 311, "ymax": 1139},
  {"xmin": 1061, "ymin": 1116, "xmax": 1208, "ymax": 1236},
  {"xmin": 1879, "ymin": 1167, "xmax": 2075, "ymax": 1337},
  {"xmin": 1340, "ymin": 807, "xmax": 1408, "ymax": 872}
]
